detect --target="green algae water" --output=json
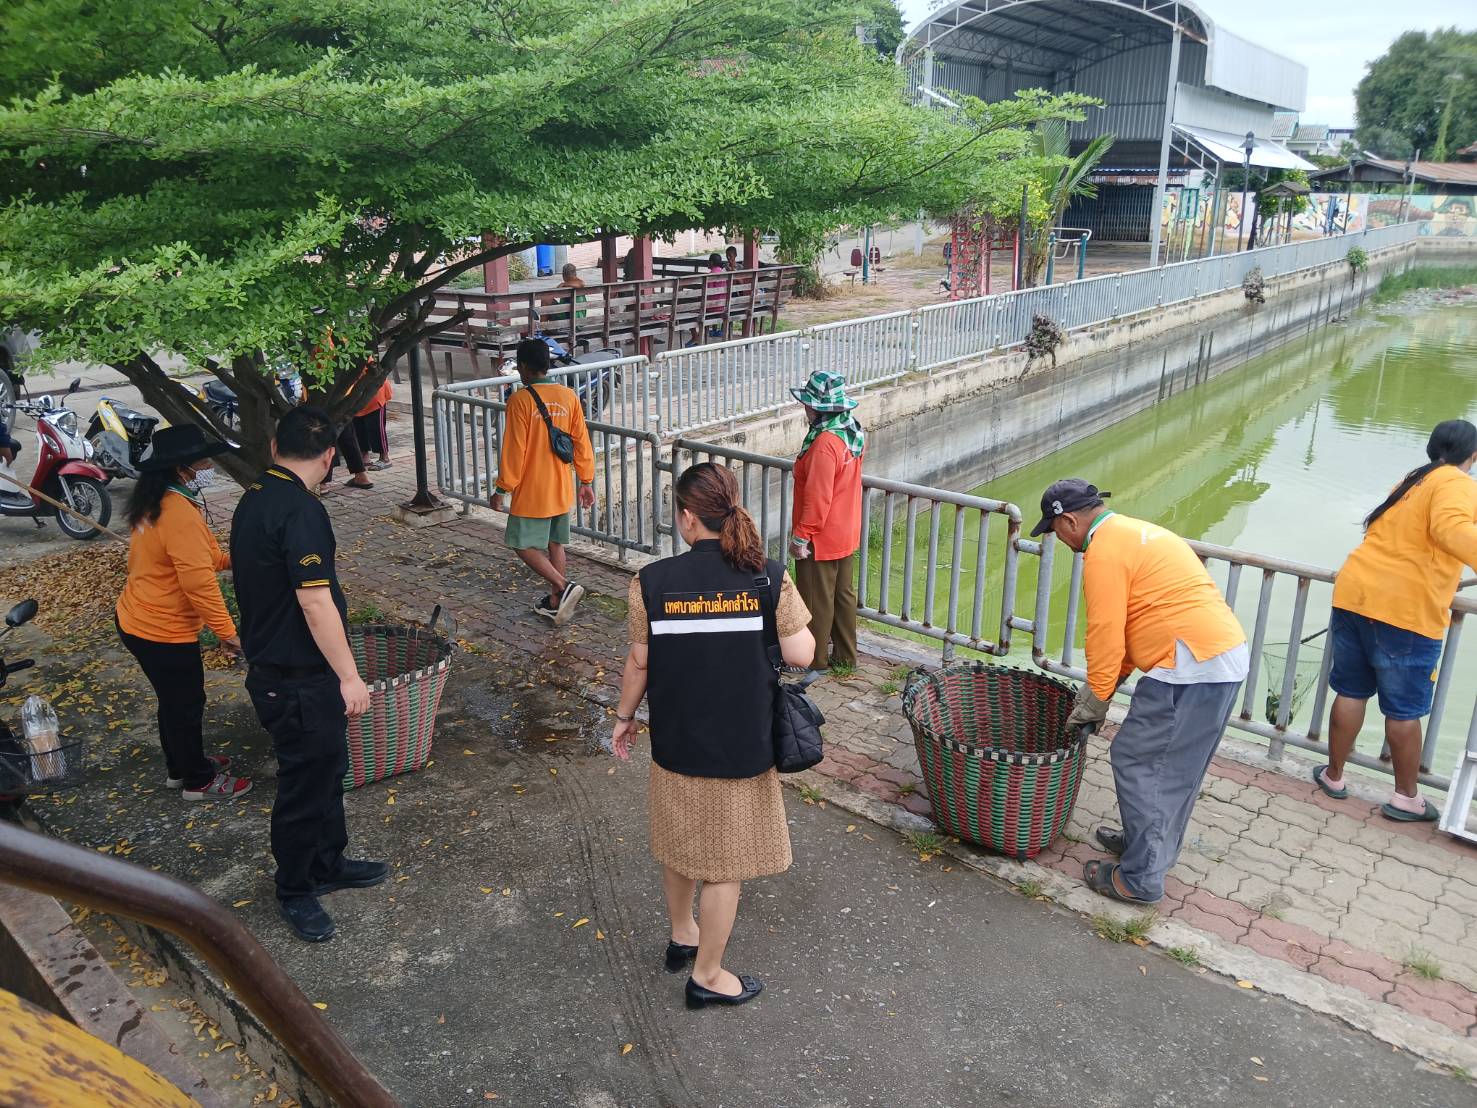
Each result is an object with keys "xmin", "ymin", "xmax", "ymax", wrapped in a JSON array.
[{"xmin": 869, "ymin": 291, "xmax": 1477, "ymax": 785}]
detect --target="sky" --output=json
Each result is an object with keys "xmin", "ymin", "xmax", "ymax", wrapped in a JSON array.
[{"xmin": 897, "ymin": 0, "xmax": 1467, "ymax": 127}]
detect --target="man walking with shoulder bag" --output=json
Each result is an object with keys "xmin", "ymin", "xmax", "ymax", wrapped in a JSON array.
[{"xmin": 491, "ymin": 339, "xmax": 596, "ymax": 626}]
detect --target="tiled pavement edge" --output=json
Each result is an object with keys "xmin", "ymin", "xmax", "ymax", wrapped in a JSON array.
[{"xmin": 209, "ymin": 439, "xmax": 1477, "ymax": 1071}]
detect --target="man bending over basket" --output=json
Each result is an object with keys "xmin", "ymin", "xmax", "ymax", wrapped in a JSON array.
[{"xmin": 1032, "ymin": 479, "xmax": 1248, "ymax": 906}]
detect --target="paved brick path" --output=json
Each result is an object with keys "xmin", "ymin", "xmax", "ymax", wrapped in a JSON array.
[{"xmin": 215, "ymin": 436, "xmax": 1477, "ymax": 1065}]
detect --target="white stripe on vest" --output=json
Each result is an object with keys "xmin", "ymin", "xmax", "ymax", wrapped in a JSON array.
[{"xmin": 650, "ymin": 616, "xmax": 764, "ymax": 635}]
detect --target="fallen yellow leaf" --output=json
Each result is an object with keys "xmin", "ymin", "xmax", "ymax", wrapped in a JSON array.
[
  {"xmin": 1250, "ymin": 1057, "xmax": 1263, "ymax": 1066},
  {"xmin": 573, "ymin": 918, "xmax": 590, "ymax": 928},
  {"xmin": 231, "ymin": 899, "xmax": 252, "ymax": 908},
  {"xmin": 596, "ymin": 929, "xmax": 605, "ymax": 941},
  {"xmin": 554, "ymin": 912, "xmax": 565, "ymax": 918},
  {"xmin": 918, "ymin": 853, "xmax": 932, "ymax": 863},
  {"xmin": 501, "ymin": 888, "xmax": 511, "ymax": 896},
  {"xmin": 463, "ymin": 749, "xmax": 476, "ymax": 755},
  {"xmin": 479, "ymin": 887, "xmax": 494, "ymax": 894},
  {"xmin": 549, "ymin": 768, "xmax": 558, "ymax": 776},
  {"xmin": 386, "ymin": 795, "xmax": 395, "ymax": 805},
  {"xmin": 1236, "ymin": 980, "xmax": 1255, "ymax": 989},
  {"xmin": 312, "ymin": 1002, "xmax": 328, "ymax": 1010},
  {"xmin": 845, "ymin": 825, "xmax": 856, "ymax": 833},
  {"xmin": 621, "ymin": 1043, "xmax": 633, "ymax": 1055}
]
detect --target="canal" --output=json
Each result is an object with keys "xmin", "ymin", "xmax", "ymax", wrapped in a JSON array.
[{"xmin": 870, "ymin": 289, "xmax": 1477, "ymax": 786}]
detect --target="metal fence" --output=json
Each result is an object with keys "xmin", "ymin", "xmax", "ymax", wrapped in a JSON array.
[{"xmin": 438, "ymin": 223, "xmax": 1417, "ymax": 440}]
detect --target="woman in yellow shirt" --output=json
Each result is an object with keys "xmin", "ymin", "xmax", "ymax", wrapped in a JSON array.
[
  {"xmin": 115, "ymin": 426, "xmax": 253, "ymax": 801},
  {"xmin": 1317, "ymin": 420, "xmax": 1477, "ymax": 821}
]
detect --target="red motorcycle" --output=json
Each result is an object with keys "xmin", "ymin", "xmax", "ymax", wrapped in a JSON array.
[{"xmin": 0, "ymin": 379, "xmax": 113, "ymax": 540}]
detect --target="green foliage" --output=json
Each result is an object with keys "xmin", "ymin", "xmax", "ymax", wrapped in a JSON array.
[
  {"xmin": 1374, "ymin": 264, "xmax": 1477, "ymax": 303},
  {"xmin": 348, "ymin": 603, "xmax": 388, "ymax": 625},
  {"xmin": 1165, "ymin": 946, "xmax": 1201, "ymax": 968},
  {"xmin": 1346, "ymin": 246, "xmax": 1369, "ymax": 275},
  {"xmin": 1404, "ymin": 947, "xmax": 1442, "ymax": 981},
  {"xmin": 1016, "ymin": 878, "xmax": 1044, "ymax": 899},
  {"xmin": 198, "ymin": 576, "xmax": 239, "ymax": 649},
  {"xmin": 1022, "ymin": 119, "xmax": 1113, "ymax": 286},
  {"xmin": 0, "ymin": 0, "xmax": 1091, "ymax": 484},
  {"xmin": 902, "ymin": 830, "xmax": 945, "ymax": 857},
  {"xmin": 506, "ymin": 254, "xmax": 531, "ymax": 283},
  {"xmin": 798, "ymin": 783, "xmax": 825, "ymax": 803},
  {"xmin": 1091, "ymin": 911, "xmax": 1158, "ymax": 943},
  {"xmin": 1355, "ymin": 30, "xmax": 1477, "ymax": 159}
]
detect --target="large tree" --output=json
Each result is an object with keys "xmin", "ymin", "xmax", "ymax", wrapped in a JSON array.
[
  {"xmin": 0, "ymin": 0, "xmax": 1087, "ymax": 483},
  {"xmin": 1355, "ymin": 29, "xmax": 1477, "ymax": 161}
]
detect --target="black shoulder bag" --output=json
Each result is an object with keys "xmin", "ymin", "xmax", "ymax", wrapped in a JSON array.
[
  {"xmin": 754, "ymin": 573, "xmax": 825, "ymax": 773},
  {"xmin": 526, "ymin": 384, "xmax": 575, "ymax": 464}
]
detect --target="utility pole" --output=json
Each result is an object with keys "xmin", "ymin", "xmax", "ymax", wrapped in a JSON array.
[
  {"xmin": 1237, "ymin": 132, "xmax": 1254, "ymax": 251},
  {"xmin": 1401, "ymin": 149, "xmax": 1420, "ymax": 223}
]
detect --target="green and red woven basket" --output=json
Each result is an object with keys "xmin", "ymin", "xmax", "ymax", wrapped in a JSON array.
[
  {"xmin": 902, "ymin": 663, "xmax": 1087, "ymax": 859},
  {"xmin": 345, "ymin": 624, "xmax": 454, "ymax": 790}
]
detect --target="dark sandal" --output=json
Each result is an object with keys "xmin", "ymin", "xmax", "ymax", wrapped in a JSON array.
[
  {"xmin": 1083, "ymin": 860, "xmax": 1157, "ymax": 905},
  {"xmin": 1380, "ymin": 798, "xmax": 1439, "ymax": 823},
  {"xmin": 1095, "ymin": 827, "xmax": 1125, "ymax": 856},
  {"xmin": 342, "ymin": 479, "xmax": 374, "ymax": 490},
  {"xmin": 1312, "ymin": 765, "xmax": 1348, "ymax": 799},
  {"xmin": 664, "ymin": 941, "xmax": 698, "ymax": 973}
]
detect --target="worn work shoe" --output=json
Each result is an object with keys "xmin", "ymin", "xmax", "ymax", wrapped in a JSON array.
[
  {"xmin": 167, "ymin": 754, "xmax": 232, "ymax": 789},
  {"xmin": 554, "ymin": 581, "xmax": 586, "ymax": 626},
  {"xmin": 314, "ymin": 858, "xmax": 389, "ymax": 895},
  {"xmin": 534, "ymin": 595, "xmax": 559, "ymax": 622},
  {"xmin": 181, "ymin": 772, "xmax": 253, "ymax": 802},
  {"xmin": 279, "ymin": 896, "xmax": 336, "ymax": 943}
]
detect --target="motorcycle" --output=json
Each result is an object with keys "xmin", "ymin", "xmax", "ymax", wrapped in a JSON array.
[
  {"xmin": 87, "ymin": 380, "xmax": 211, "ymax": 481},
  {"xmin": 202, "ymin": 364, "xmax": 305, "ymax": 430},
  {"xmin": 0, "ymin": 379, "xmax": 114, "ymax": 540},
  {"xmin": 0, "ymin": 599, "xmax": 75, "ymax": 804},
  {"xmin": 520, "ymin": 318, "xmax": 625, "ymax": 420}
]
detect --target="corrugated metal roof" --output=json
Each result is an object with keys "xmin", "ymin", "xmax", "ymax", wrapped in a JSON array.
[
  {"xmin": 1174, "ymin": 124, "xmax": 1316, "ymax": 170},
  {"xmin": 1292, "ymin": 123, "xmax": 1329, "ymax": 143},
  {"xmin": 1271, "ymin": 112, "xmax": 1299, "ymax": 140}
]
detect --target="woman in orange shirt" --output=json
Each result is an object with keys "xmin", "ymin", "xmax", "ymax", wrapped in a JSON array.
[
  {"xmin": 1317, "ymin": 420, "xmax": 1477, "ymax": 822},
  {"xmin": 353, "ymin": 376, "xmax": 393, "ymax": 470},
  {"xmin": 115, "ymin": 426, "xmax": 253, "ymax": 801}
]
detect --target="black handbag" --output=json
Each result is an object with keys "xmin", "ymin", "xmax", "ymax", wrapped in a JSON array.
[
  {"xmin": 526, "ymin": 384, "xmax": 575, "ymax": 464},
  {"xmin": 754, "ymin": 574, "xmax": 825, "ymax": 773}
]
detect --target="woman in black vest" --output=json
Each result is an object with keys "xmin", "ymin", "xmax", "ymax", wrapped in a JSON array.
[{"xmin": 611, "ymin": 462, "xmax": 815, "ymax": 1009}]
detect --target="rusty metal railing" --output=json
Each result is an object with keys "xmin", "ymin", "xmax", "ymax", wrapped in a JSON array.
[{"xmin": 0, "ymin": 820, "xmax": 398, "ymax": 1107}]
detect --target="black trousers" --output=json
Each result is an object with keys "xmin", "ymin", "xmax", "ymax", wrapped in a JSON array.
[
  {"xmin": 245, "ymin": 669, "xmax": 349, "ymax": 900},
  {"xmin": 116, "ymin": 621, "xmax": 213, "ymax": 789},
  {"xmin": 326, "ymin": 422, "xmax": 365, "ymax": 481},
  {"xmin": 354, "ymin": 407, "xmax": 388, "ymax": 456}
]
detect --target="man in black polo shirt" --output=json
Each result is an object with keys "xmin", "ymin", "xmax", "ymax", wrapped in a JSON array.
[{"xmin": 231, "ymin": 406, "xmax": 385, "ymax": 942}]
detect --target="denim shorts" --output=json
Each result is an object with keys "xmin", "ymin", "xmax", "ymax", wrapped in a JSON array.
[{"xmin": 1327, "ymin": 608, "xmax": 1443, "ymax": 721}]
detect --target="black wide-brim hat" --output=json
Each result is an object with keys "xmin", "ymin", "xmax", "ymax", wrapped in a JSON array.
[{"xmin": 138, "ymin": 424, "xmax": 233, "ymax": 472}]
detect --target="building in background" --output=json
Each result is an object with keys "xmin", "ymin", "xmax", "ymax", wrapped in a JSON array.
[{"xmin": 897, "ymin": 0, "xmax": 1313, "ymax": 260}]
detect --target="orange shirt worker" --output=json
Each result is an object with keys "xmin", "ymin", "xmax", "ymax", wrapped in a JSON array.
[
  {"xmin": 1040, "ymin": 479, "xmax": 1247, "ymax": 906},
  {"xmin": 115, "ymin": 425, "xmax": 253, "ymax": 801},
  {"xmin": 788, "ymin": 370, "xmax": 864, "ymax": 671},
  {"xmin": 1316, "ymin": 420, "xmax": 1477, "ymax": 822},
  {"xmin": 491, "ymin": 338, "xmax": 596, "ymax": 626}
]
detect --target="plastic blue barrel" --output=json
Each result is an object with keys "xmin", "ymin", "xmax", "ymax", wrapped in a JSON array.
[{"xmin": 535, "ymin": 245, "xmax": 555, "ymax": 277}]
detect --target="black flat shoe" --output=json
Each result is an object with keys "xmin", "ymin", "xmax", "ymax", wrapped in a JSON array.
[
  {"xmin": 1095, "ymin": 827, "xmax": 1125, "ymax": 856},
  {"xmin": 279, "ymin": 895, "xmax": 336, "ymax": 943},
  {"xmin": 664, "ymin": 941, "xmax": 698, "ymax": 973},
  {"xmin": 314, "ymin": 858, "xmax": 389, "ymax": 895},
  {"xmin": 685, "ymin": 974, "xmax": 764, "ymax": 1009}
]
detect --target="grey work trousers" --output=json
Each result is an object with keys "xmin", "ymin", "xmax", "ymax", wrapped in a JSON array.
[{"xmin": 1110, "ymin": 676, "xmax": 1241, "ymax": 901}]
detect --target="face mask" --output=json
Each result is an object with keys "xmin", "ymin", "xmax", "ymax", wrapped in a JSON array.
[{"xmin": 186, "ymin": 467, "xmax": 216, "ymax": 491}]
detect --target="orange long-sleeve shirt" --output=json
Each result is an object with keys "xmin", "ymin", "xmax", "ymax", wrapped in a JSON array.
[
  {"xmin": 792, "ymin": 432, "xmax": 863, "ymax": 561},
  {"xmin": 1333, "ymin": 465, "xmax": 1477, "ymax": 640},
  {"xmin": 116, "ymin": 490, "xmax": 235, "ymax": 643},
  {"xmin": 494, "ymin": 380, "xmax": 595, "ymax": 518},
  {"xmin": 1082, "ymin": 513, "xmax": 1246, "ymax": 700}
]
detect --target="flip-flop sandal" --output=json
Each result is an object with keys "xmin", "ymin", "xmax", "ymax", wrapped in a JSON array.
[
  {"xmin": 342, "ymin": 480, "xmax": 374, "ymax": 490},
  {"xmin": 1380, "ymin": 798, "xmax": 1440, "ymax": 823},
  {"xmin": 1095, "ymin": 827, "xmax": 1125, "ymax": 856},
  {"xmin": 1083, "ymin": 859, "xmax": 1158, "ymax": 905},
  {"xmin": 1312, "ymin": 765, "xmax": 1348, "ymax": 799}
]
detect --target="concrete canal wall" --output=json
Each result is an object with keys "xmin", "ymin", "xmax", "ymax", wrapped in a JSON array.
[{"xmin": 706, "ymin": 238, "xmax": 1477, "ymax": 491}]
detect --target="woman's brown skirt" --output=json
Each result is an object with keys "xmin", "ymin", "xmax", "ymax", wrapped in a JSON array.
[{"xmin": 648, "ymin": 762, "xmax": 792, "ymax": 883}]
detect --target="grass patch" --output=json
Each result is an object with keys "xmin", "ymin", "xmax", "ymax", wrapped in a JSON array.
[
  {"xmin": 1091, "ymin": 911, "xmax": 1158, "ymax": 944},
  {"xmin": 902, "ymin": 830, "xmax": 945, "ymax": 859},
  {"xmin": 347, "ymin": 602, "xmax": 388, "ymax": 625},
  {"xmin": 1403, "ymin": 947, "xmax": 1442, "ymax": 981},
  {"xmin": 828, "ymin": 661, "xmax": 857, "ymax": 678},
  {"xmin": 797, "ymin": 784, "xmax": 824, "ymax": 805},
  {"xmin": 1374, "ymin": 264, "xmax": 1477, "ymax": 304},
  {"xmin": 1017, "ymin": 878, "xmax": 1044, "ymax": 899},
  {"xmin": 1166, "ymin": 946, "xmax": 1202, "ymax": 968},
  {"xmin": 878, "ymin": 679, "xmax": 901, "ymax": 696},
  {"xmin": 1451, "ymin": 1066, "xmax": 1472, "ymax": 1084},
  {"xmin": 897, "ymin": 781, "xmax": 917, "ymax": 796}
]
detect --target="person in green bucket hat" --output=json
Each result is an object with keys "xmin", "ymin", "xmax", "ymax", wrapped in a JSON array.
[{"xmin": 788, "ymin": 369, "xmax": 865, "ymax": 671}]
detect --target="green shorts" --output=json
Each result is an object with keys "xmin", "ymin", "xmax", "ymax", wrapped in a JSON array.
[{"xmin": 504, "ymin": 512, "xmax": 571, "ymax": 551}]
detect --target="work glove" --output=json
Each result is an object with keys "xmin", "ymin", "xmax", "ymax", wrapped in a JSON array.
[
  {"xmin": 1066, "ymin": 687, "xmax": 1111, "ymax": 730},
  {"xmin": 789, "ymin": 536, "xmax": 812, "ymax": 562}
]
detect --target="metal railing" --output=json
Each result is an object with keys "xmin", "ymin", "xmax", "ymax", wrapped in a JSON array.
[
  {"xmin": 562, "ymin": 432, "xmax": 1472, "ymax": 794},
  {"xmin": 0, "ymin": 821, "xmax": 397, "ymax": 1106},
  {"xmin": 430, "ymin": 224, "xmax": 1418, "ymax": 441}
]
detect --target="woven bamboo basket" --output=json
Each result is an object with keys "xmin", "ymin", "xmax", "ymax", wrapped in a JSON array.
[
  {"xmin": 345, "ymin": 624, "xmax": 454, "ymax": 790},
  {"xmin": 901, "ymin": 663, "xmax": 1087, "ymax": 859}
]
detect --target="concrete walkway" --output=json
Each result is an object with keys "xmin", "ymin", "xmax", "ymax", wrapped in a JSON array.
[{"xmin": 3, "ymin": 441, "xmax": 1476, "ymax": 1100}]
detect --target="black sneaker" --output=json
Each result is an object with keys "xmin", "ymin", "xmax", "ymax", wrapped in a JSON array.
[
  {"xmin": 279, "ymin": 895, "xmax": 336, "ymax": 942},
  {"xmin": 314, "ymin": 858, "xmax": 389, "ymax": 895},
  {"xmin": 553, "ymin": 581, "xmax": 586, "ymax": 626},
  {"xmin": 534, "ymin": 595, "xmax": 559, "ymax": 622}
]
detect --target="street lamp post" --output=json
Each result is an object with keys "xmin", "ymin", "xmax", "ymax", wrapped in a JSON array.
[{"xmin": 1237, "ymin": 131, "xmax": 1254, "ymax": 252}]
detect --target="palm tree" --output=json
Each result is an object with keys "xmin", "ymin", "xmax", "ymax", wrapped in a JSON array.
[{"xmin": 1023, "ymin": 120, "xmax": 1114, "ymax": 286}]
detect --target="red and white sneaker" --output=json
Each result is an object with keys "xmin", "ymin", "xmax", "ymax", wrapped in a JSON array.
[
  {"xmin": 181, "ymin": 773, "xmax": 253, "ymax": 802},
  {"xmin": 167, "ymin": 754, "xmax": 231, "ymax": 789}
]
